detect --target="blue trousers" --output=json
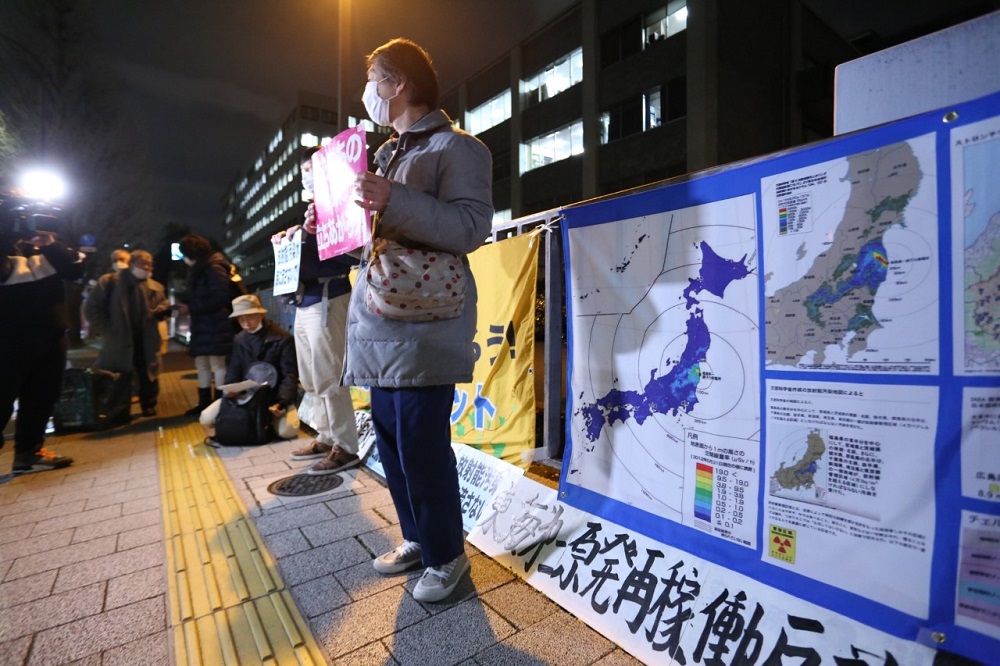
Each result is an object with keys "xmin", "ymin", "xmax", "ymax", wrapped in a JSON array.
[{"xmin": 370, "ymin": 385, "xmax": 464, "ymax": 567}]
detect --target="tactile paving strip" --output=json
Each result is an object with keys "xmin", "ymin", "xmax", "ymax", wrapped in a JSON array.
[{"xmin": 157, "ymin": 422, "xmax": 326, "ymax": 665}]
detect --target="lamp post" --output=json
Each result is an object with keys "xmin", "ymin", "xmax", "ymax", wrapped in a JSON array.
[{"xmin": 336, "ymin": 0, "xmax": 351, "ymax": 132}]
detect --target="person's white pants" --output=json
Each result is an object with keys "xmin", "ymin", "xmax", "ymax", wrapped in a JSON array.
[{"xmin": 294, "ymin": 294, "xmax": 359, "ymax": 453}]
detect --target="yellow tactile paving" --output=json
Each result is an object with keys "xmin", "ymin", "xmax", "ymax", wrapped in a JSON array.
[{"xmin": 157, "ymin": 421, "xmax": 326, "ymax": 665}]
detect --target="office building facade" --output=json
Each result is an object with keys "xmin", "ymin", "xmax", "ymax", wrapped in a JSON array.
[{"xmin": 225, "ymin": 1, "xmax": 856, "ymax": 289}]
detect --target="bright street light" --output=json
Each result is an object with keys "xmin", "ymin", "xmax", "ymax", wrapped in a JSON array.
[{"xmin": 19, "ymin": 168, "xmax": 67, "ymax": 201}]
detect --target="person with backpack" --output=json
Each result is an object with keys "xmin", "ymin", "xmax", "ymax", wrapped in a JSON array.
[
  {"xmin": 177, "ymin": 234, "xmax": 238, "ymax": 415},
  {"xmin": 84, "ymin": 250, "xmax": 172, "ymax": 417},
  {"xmin": 199, "ymin": 294, "xmax": 299, "ymax": 444}
]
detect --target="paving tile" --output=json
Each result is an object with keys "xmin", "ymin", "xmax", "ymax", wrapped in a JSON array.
[
  {"xmin": 70, "ymin": 508, "xmax": 160, "ymax": 544},
  {"xmin": 480, "ymin": 579, "xmax": 560, "ymax": 630},
  {"xmin": 290, "ymin": 573, "xmax": 352, "ymax": 618},
  {"xmin": 0, "ymin": 558, "xmax": 11, "ymax": 582},
  {"xmin": 375, "ymin": 505, "xmax": 402, "ymax": 526},
  {"xmin": 238, "ymin": 461, "xmax": 295, "ymax": 480},
  {"xmin": 475, "ymin": 612, "xmax": 616, "ymax": 666},
  {"xmin": 117, "ymin": 524, "xmax": 164, "ymax": 552},
  {"xmin": 124, "ymin": 473, "xmax": 160, "ymax": 491},
  {"xmin": 254, "ymin": 502, "xmax": 335, "ymax": 536},
  {"xmin": 0, "ymin": 495, "xmax": 52, "ymax": 518},
  {"xmin": 83, "ymin": 484, "xmax": 158, "ymax": 511},
  {"xmin": 121, "ymin": 494, "xmax": 161, "ymax": 516},
  {"xmin": 0, "ymin": 581, "xmax": 104, "ymax": 641},
  {"xmin": 100, "ymin": 630, "xmax": 170, "ymax": 666},
  {"xmin": 52, "ymin": 542, "xmax": 163, "ymax": 593},
  {"xmin": 277, "ymin": 538, "xmax": 371, "ymax": 586},
  {"xmin": 28, "ymin": 596, "xmax": 166, "ymax": 664},
  {"xmin": 388, "ymin": 598, "xmax": 517, "ymax": 666},
  {"xmin": 0, "ymin": 498, "xmax": 87, "ymax": 529},
  {"xmin": 593, "ymin": 648, "xmax": 646, "ymax": 665},
  {"xmin": 356, "ymin": 524, "xmax": 405, "ymax": 561},
  {"xmin": 45, "ymin": 480, "xmax": 129, "ymax": 510},
  {"xmin": 106, "ymin": 566, "xmax": 167, "ymax": 609},
  {"xmin": 28, "ymin": 503, "xmax": 122, "ymax": 537},
  {"xmin": 5, "ymin": 535, "xmax": 117, "ymax": 581},
  {"xmin": 10, "ymin": 476, "xmax": 96, "ymax": 501},
  {"xmin": 63, "ymin": 653, "xmax": 102, "ymax": 665},
  {"xmin": 335, "ymin": 558, "xmax": 421, "ymax": 602},
  {"xmin": 0, "ymin": 528, "xmax": 73, "ymax": 561},
  {"xmin": 0, "ymin": 635, "xmax": 32, "ymax": 664},
  {"xmin": 0, "ymin": 522, "xmax": 34, "ymax": 548},
  {"xmin": 325, "ymin": 487, "xmax": 396, "ymax": 517},
  {"xmin": 301, "ymin": 509, "xmax": 390, "ymax": 547},
  {"xmin": 262, "ymin": 527, "xmax": 312, "ymax": 558},
  {"xmin": 312, "ymin": 585, "xmax": 429, "ymax": 658},
  {"xmin": 340, "ymin": 640, "xmax": 400, "ymax": 666},
  {"xmin": 0, "ymin": 569, "xmax": 57, "ymax": 609}
]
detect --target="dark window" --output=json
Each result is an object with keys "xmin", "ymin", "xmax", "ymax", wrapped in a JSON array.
[
  {"xmin": 600, "ymin": 15, "xmax": 643, "ymax": 68},
  {"xmin": 301, "ymin": 105, "xmax": 318, "ymax": 121},
  {"xmin": 493, "ymin": 151, "xmax": 511, "ymax": 181},
  {"xmin": 621, "ymin": 97, "xmax": 643, "ymax": 136},
  {"xmin": 666, "ymin": 77, "xmax": 687, "ymax": 120}
]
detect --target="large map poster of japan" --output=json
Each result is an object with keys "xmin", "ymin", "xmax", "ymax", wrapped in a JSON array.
[
  {"xmin": 565, "ymin": 195, "xmax": 759, "ymax": 536},
  {"xmin": 763, "ymin": 135, "xmax": 938, "ymax": 373}
]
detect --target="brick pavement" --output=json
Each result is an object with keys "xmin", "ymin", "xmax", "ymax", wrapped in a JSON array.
[{"xmin": 0, "ymin": 348, "xmax": 644, "ymax": 665}]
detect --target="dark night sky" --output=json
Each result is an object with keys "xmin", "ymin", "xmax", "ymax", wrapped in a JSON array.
[
  {"xmin": 7, "ymin": 0, "xmax": 996, "ymax": 242},
  {"xmin": 81, "ymin": 0, "xmax": 577, "ymax": 240}
]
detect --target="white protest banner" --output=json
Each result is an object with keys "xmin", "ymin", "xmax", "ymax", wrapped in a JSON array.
[
  {"xmin": 313, "ymin": 125, "xmax": 371, "ymax": 260},
  {"xmin": 469, "ymin": 474, "xmax": 937, "ymax": 666},
  {"xmin": 453, "ymin": 443, "xmax": 524, "ymax": 532},
  {"xmin": 272, "ymin": 228, "xmax": 302, "ymax": 296}
]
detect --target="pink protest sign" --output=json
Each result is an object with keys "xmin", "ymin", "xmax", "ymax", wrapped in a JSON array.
[{"xmin": 313, "ymin": 125, "xmax": 371, "ymax": 260}]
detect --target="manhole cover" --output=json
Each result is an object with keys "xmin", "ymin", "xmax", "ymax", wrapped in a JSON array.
[{"xmin": 268, "ymin": 473, "xmax": 345, "ymax": 496}]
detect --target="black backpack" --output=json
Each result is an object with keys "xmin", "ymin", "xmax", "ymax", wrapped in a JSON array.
[{"xmin": 213, "ymin": 385, "xmax": 275, "ymax": 447}]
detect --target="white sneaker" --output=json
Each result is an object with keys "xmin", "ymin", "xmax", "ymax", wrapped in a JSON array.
[
  {"xmin": 412, "ymin": 552, "xmax": 470, "ymax": 602},
  {"xmin": 373, "ymin": 540, "xmax": 423, "ymax": 575}
]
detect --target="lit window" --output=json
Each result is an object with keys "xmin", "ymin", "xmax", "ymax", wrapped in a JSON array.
[
  {"xmin": 522, "ymin": 48, "xmax": 583, "ymax": 108},
  {"xmin": 467, "ymin": 89, "xmax": 511, "ymax": 135},
  {"xmin": 520, "ymin": 120, "xmax": 584, "ymax": 174},
  {"xmin": 301, "ymin": 133, "xmax": 320, "ymax": 147},
  {"xmin": 644, "ymin": 1, "xmax": 687, "ymax": 47}
]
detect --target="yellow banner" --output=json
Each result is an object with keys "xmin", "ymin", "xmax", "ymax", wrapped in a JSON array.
[{"xmin": 453, "ymin": 232, "xmax": 539, "ymax": 467}]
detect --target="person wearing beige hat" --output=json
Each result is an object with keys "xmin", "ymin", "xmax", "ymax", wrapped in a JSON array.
[{"xmin": 199, "ymin": 294, "xmax": 300, "ymax": 442}]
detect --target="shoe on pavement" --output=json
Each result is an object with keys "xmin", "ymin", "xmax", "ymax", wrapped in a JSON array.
[
  {"xmin": 307, "ymin": 445, "xmax": 360, "ymax": 475},
  {"xmin": 13, "ymin": 448, "xmax": 74, "ymax": 475},
  {"xmin": 373, "ymin": 540, "xmax": 423, "ymax": 575},
  {"xmin": 413, "ymin": 552, "xmax": 470, "ymax": 603},
  {"xmin": 290, "ymin": 439, "xmax": 333, "ymax": 460}
]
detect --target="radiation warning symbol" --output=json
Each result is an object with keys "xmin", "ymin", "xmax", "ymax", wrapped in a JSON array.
[{"xmin": 769, "ymin": 524, "xmax": 796, "ymax": 563}]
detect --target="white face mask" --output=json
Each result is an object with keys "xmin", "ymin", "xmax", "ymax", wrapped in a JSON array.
[
  {"xmin": 301, "ymin": 168, "xmax": 314, "ymax": 196},
  {"xmin": 362, "ymin": 78, "xmax": 395, "ymax": 126},
  {"xmin": 130, "ymin": 267, "xmax": 149, "ymax": 280},
  {"xmin": 246, "ymin": 321, "xmax": 263, "ymax": 334},
  {"xmin": 183, "ymin": 257, "xmax": 196, "ymax": 267},
  {"xmin": 114, "ymin": 260, "xmax": 129, "ymax": 271}
]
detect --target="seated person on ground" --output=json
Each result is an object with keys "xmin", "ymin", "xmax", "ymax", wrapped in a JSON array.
[{"xmin": 200, "ymin": 294, "xmax": 300, "ymax": 441}]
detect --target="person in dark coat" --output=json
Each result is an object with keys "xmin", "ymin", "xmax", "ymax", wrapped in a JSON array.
[
  {"xmin": 199, "ymin": 294, "xmax": 300, "ymax": 440},
  {"xmin": 1, "ymin": 218, "xmax": 86, "ymax": 474},
  {"xmin": 178, "ymin": 234, "xmax": 236, "ymax": 415},
  {"xmin": 84, "ymin": 250, "xmax": 171, "ymax": 416}
]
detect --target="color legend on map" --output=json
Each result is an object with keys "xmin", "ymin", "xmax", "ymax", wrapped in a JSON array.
[
  {"xmin": 695, "ymin": 463, "xmax": 713, "ymax": 522},
  {"xmin": 685, "ymin": 430, "xmax": 760, "ymax": 549}
]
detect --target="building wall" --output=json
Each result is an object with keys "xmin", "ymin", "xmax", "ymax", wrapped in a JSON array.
[{"xmin": 226, "ymin": 1, "xmax": 862, "ymax": 283}]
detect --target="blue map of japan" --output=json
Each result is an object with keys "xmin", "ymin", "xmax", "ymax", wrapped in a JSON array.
[{"xmin": 579, "ymin": 241, "xmax": 752, "ymax": 441}]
